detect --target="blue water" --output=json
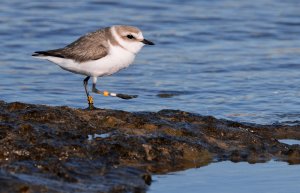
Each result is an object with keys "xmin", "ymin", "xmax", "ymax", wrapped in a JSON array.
[
  {"xmin": 279, "ymin": 139, "xmax": 300, "ymax": 145},
  {"xmin": 1, "ymin": 0, "xmax": 300, "ymax": 124},
  {"xmin": 1, "ymin": 1, "xmax": 300, "ymax": 192},
  {"xmin": 150, "ymin": 161, "xmax": 300, "ymax": 193}
]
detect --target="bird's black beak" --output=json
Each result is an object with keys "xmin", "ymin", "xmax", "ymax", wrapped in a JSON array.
[{"xmin": 141, "ymin": 39, "xmax": 155, "ymax": 45}]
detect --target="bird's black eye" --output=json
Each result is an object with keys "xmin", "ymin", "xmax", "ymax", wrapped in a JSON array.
[{"xmin": 127, "ymin": 34, "xmax": 134, "ymax": 39}]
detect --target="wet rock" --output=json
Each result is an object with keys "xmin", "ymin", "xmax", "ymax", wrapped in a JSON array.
[{"xmin": 0, "ymin": 101, "xmax": 300, "ymax": 192}]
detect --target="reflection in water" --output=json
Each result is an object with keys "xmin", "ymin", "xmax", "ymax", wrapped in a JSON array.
[{"xmin": 149, "ymin": 161, "xmax": 300, "ymax": 193}]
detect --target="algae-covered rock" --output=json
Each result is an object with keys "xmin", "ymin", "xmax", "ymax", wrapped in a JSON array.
[{"xmin": 0, "ymin": 101, "xmax": 300, "ymax": 192}]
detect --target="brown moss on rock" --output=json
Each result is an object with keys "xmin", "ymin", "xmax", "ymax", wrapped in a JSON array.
[{"xmin": 0, "ymin": 101, "xmax": 300, "ymax": 193}]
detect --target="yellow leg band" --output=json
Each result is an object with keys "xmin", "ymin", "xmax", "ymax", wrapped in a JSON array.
[
  {"xmin": 88, "ymin": 96, "xmax": 94, "ymax": 104},
  {"xmin": 103, "ymin": 91, "xmax": 110, "ymax": 97}
]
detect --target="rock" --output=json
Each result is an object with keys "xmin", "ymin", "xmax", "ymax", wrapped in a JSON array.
[{"xmin": 0, "ymin": 101, "xmax": 300, "ymax": 192}]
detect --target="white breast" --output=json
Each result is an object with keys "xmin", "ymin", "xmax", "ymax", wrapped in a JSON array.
[
  {"xmin": 43, "ymin": 43, "xmax": 136, "ymax": 77},
  {"xmin": 85, "ymin": 44, "xmax": 136, "ymax": 77}
]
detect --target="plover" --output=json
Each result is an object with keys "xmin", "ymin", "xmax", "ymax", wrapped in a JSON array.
[{"xmin": 32, "ymin": 25, "xmax": 154, "ymax": 109}]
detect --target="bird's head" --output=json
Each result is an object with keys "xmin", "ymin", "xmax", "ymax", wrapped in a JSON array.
[{"xmin": 112, "ymin": 25, "xmax": 154, "ymax": 54}]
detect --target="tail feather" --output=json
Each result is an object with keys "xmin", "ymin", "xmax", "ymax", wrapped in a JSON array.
[
  {"xmin": 32, "ymin": 51, "xmax": 47, "ymax": 57},
  {"xmin": 32, "ymin": 50, "xmax": 65, "ymax": 58}
]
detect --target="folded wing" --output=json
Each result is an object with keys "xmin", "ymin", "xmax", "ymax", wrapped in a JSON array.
[{"xmin": 32, "ymin": 28, "xmax": 109, "ymax": 63}]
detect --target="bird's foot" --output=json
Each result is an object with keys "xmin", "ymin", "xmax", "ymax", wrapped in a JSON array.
[
  {"xmin": 85, "ymin": 96, "xmax": 99, "ymax": 110},
  {"xmin": 86, "ymin": 103, "xmax": 99, "ymax": 110}
]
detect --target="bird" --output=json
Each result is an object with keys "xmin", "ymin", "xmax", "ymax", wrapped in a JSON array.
[{"xmin": 32, "ymin": 25, "xmax": 154, "ymax": 109}]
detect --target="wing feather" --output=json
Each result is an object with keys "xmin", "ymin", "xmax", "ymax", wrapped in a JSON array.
[{"xmin": 32, "ymin": 28, "xmax": 110, "ymax": 63}]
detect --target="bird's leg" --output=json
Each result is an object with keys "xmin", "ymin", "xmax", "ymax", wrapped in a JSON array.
[
  {"xmin": 83, "ymin": 76, "xmax": 96, "ymax": 110},
  {"xmin": 91, "ymin": 77, "xmax": 102, "ymax": 94},
  {"xmin": 92, "ymin": 83, "xmax": 113, "ymax": 97},
  {"xmin": 91, "ymin": 77, "xmax": 113, "ymax": 97},
  {"xmin": 91, "ymin": 77, "xmax": 138, "ymax": 99},
  {"xmin": 92, "ymin": 83, "xmax": 102, "ymax": 94}
]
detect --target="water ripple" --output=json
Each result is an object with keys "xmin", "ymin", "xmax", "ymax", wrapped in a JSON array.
[{"xmin": 1, "ymin": 0, "xmax": 300, "ymax": 124}]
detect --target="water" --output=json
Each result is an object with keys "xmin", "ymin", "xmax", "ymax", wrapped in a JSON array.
[
  {"xmin": 279, "ymin": 139, "xmax": 300, "ymax": 145},
  {"xmin": 1, "ymin": 0, "xmax": 300, "ymax": 124},
  {"xmin": 1, "ymin": 1, "xmax": 300, "ymax": 192},
  {"xmin": 150, "ymin": 161, "xmax": 300, "ymax": 193},
  {"xmin": 87, "ymin": 133, "xmax": 111, "ymax": 140}
]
